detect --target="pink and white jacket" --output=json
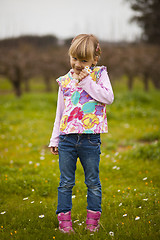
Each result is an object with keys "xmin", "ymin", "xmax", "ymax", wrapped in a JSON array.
[{"xmin": 49, "ymin": 66, "xmax": 114, "ymax": 147}]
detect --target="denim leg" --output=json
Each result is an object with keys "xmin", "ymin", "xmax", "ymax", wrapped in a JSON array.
[
  {"xmin": 78, "ymin": 134, "xmax": 102, "ymax": 212},
  {"xmin": 56, "ymin": 135, "xmax": 77, "ymax": 214}
]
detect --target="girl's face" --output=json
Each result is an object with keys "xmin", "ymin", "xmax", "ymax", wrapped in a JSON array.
[{"xmin": 70, "ymin": 55, "xmax": 98, "ymax": 75}]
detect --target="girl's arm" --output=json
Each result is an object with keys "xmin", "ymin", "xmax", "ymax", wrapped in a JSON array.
[
  {"xmin": 49, "ymin": 87, "xmax": 64, "ymax": 148},
  {"xmin": 78, "ymin": 68, "xmax": 114, "ymax": 105}
]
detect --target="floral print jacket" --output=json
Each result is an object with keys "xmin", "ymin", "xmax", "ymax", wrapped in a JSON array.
[{"xmin": 49, "ymin": 66, "xmax": 114, "ymax": 147}]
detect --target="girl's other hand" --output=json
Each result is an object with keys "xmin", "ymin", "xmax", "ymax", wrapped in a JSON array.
[
  {"xmin": 78, "ymin": 68, "xmax": 89, "ymax": 82},
  {"xmin": 50, "ymin": 146, "xmax": 58, "ymax": 155}
]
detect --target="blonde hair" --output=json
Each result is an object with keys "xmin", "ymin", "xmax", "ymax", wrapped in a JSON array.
[{"xmin": 68, "ymin": 34, "xmax": 101, "ymax": 60}]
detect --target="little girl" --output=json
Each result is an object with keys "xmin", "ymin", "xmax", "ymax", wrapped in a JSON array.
[{"xmin": 49, "ymin": 34, "xmax": 114, "ymax": 233}]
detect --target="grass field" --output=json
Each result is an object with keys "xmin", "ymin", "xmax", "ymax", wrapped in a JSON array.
[{"xmin": 0, "ymin": 78, "xmax": 160, "ymax": 240}]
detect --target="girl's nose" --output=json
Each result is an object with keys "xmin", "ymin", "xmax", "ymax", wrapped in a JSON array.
[{"xmin": 75, "ymin": 60, "xmax": 82, "ymax": 67}]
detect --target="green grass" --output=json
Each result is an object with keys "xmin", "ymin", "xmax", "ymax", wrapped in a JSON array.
[{"xmin": 0, "ymin": 78, "xmax": 160, "ymax": 240}]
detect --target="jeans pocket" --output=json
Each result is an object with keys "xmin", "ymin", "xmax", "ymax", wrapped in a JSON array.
[
  {"xmin": 59, "ymin": 134, "xmax": 68, "ymax": 142},
  {"xmin": 88, "ymin": 134, "xmax": 101, "ymax": 146}
]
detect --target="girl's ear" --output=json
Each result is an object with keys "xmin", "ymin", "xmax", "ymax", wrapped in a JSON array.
[{"xmin": 93, "ymin": 56, "xmax": 99, "ymax": 66}]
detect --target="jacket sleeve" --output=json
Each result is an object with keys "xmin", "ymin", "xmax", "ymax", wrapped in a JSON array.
[
  {"xmin": 48, "ymin": 87, "xmax": 64, "ymax": 147},
  {"xmin": 78, "ymin": 67, "xmax": 114, "ymax": 105}
]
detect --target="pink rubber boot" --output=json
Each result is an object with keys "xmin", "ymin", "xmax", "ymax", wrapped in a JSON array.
[
  {"xmin": 57, "ymin": 211, "xmax": 74, "ymax": 233},
  {"xmin": 86, "ymin": 210, "xmax": 101, "ymax": 232}
]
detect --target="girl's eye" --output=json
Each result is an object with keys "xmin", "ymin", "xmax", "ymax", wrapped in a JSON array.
[
  {"xmin": 82, "ymin": 60, "xmax": 87, "ymax": 63},
  {"xmin": 73, "ymin": 57, "xmax": 77, "ymax": 60}
]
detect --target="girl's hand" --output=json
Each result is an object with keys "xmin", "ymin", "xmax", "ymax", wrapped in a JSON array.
[
  {"xmin": 78, "ymin": 68, "xmax": 89, "ymax": 82},
  {"xmin": 50, "ymin": 146, "xmax": 58, "ymax": 155}
]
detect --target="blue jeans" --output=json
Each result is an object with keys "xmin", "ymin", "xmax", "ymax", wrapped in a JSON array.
[{"xmin": 56, "ymin": 133, "xmax": 102, "ymax": 214}]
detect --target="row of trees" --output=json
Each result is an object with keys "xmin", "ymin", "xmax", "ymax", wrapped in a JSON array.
[
  {"xmin": 0, "ymin": 35, "xmax": 160, "ymax": 96},
  {"xmin": 101, "ymin": 42, "xmax": 160, "ymax": 91},
  {"xmin": 0, "ymin": 0, "xmax": 160, "ymax": 96},
  {"xmin": 0, "ymin": 36, "xmax": 68, "ymax": 96}
]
